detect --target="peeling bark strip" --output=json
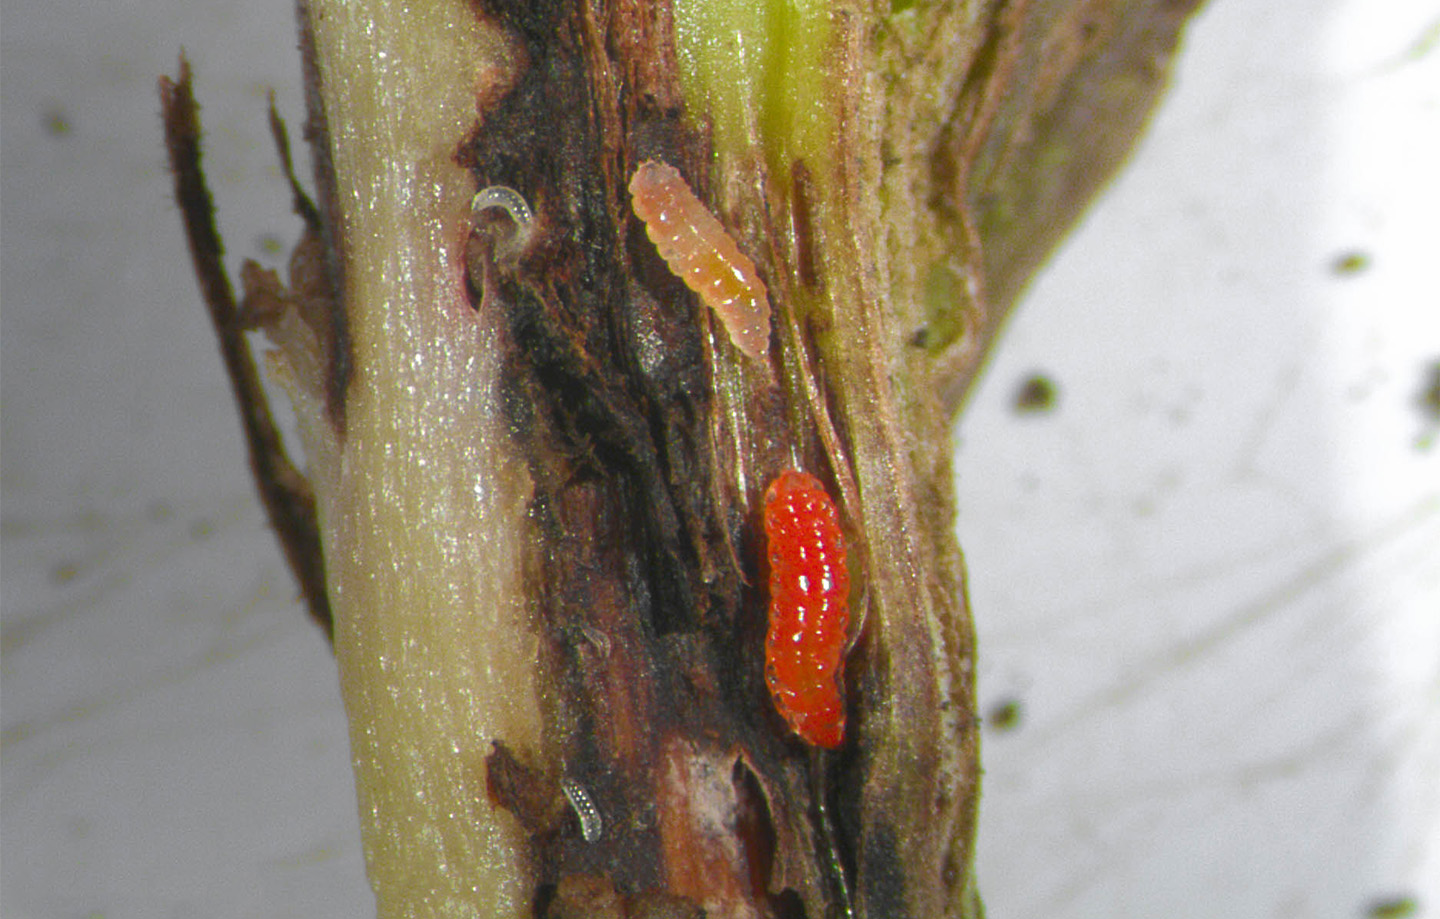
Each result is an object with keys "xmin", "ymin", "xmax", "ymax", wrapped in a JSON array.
[
  {"xmin": 921, "ymin": 0, "xmax": 1210, "ymax": 409},
  {"xmin": 158, "ymin": 59, "xmax": 332, "ymax": 639}
]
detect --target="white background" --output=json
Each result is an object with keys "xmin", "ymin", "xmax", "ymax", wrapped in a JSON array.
[{"xmin": 2, "ymin": 0, "xmax": 1436, "ymax": 917}]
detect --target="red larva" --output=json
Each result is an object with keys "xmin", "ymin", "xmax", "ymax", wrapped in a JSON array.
[
  {"xmin": 628, "ymin": 160, "xmax": 772, "ymax": 360},
  {"xmin": 763, "ymin": 468, "xmax": 851, "ymax": 748}
]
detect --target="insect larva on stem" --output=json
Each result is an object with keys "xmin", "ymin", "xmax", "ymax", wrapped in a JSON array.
[
  {"xmin": 471, "ymin": 185, "xmax": 533, "ymax": 227},
  {"xmin": 763, "ymin": 468, "xmax": 851, "ymax": 748},
  {"xmin": 628, "ymin": 160, "xmax": 772, "ymax": 361},
  {"xmin": 560, "ymin": 776, "xmax": 603, "ymax": 843},
  {"xmin": 471, "ymin": 185, "xmax": 535, "ymax": 252}
]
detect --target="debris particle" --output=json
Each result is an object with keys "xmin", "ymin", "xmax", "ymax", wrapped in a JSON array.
[
  {"xmin": 1330, "ymin": 249, "xmax": 1370, "ymax": 276},
  {"xmin": 1366, "ymin": 893, "xmax": 1419, "ymax": 918},
  {"xmin": 42, "ymin": 105, "xmax": 72, "ymax": 137},
  {"xmin": 1417, "ymin": 360, "xmax": 1440, "ymax": 423},
  {"xmin": 1415, "ymin": 360, "xmax": 1440, "ymax": 450},
  {"xmin": 1014, "ymin": 374, "xmax": 1058, "ymax": 414},
  {"xmin": 986, "ymin": 697, "xmax": 1023, "ymax": 732}
]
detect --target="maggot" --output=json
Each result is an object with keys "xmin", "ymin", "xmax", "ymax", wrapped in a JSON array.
[
  {"xmin": 471, "ymin": 185, "xmax": 533, "ymax": 228},
  {"xmin": 560, "ymin": 776, "xmax": 603, "ymax": 843},
  {"xmin": 763, "ymin": 468, "xmax": 851, "ymax": 749},
  {"xmin": 628, "ymin": 160, "xmax": 771, "ymax": 361}
]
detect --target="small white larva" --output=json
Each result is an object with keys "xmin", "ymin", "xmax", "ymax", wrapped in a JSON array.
[
  {"xmin": 560, "ymin": 776, "xmax": 603, "ymax": 843},
  {"xmin": 471, "ymin": 185, "xmax": 533, "ymax": 228},
  {"xmin": 629, "ymin": 160, "xmax": 772, "ymax": 360}
]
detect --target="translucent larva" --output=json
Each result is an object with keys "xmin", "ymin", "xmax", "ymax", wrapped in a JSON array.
[
  {"xmin": 560, "ymin": 776, "xmax": 603, "ymax": 843},
  {"xmin": 763, "ymin": 469, "xmax": 850, "ymax": 748},
  {"xmin": 628, "ymin": 160, "xmax": 771, "ymax": 360},
  {"xmin": 471, "ymin": 185, "xmax": 533, "ymax": 228}
]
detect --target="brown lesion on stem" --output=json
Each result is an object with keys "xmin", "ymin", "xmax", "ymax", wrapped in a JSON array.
[{"xmin": 455, "ymin": 2, "xmax": 872, "ymax": 914}]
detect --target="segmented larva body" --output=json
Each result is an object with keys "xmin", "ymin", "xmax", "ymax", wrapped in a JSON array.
[
  {"xmin": 560, "ymin": 776, "xmax": 603, "ymax": 843},
  {"xmin": 471, "ymin": 185, "xmax": 533, "ymax": 227},
  {"xmin": 628, "ymin": 160, "xmax": 771, "ymax": 360},
  {"xmin": 470, "ymin": 185, "xmax": 535, "ymax": 250},
  {"xmin": 763, "ymin": 469, "xmax": 851, "ymax": 748}
]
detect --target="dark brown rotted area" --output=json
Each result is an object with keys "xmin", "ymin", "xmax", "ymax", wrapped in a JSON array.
[{"xmin": 462, "ymin": 1, "xmax": 838, "ymax": 916}]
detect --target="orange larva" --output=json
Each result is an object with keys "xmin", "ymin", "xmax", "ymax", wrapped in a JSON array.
[
  {"xmin": 628, "ymin": 160, "xmax": 772, "ymax": 360},
  {"xmin": 763, "ymin": 468, "xmax": 850, "ymax": 748}
]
